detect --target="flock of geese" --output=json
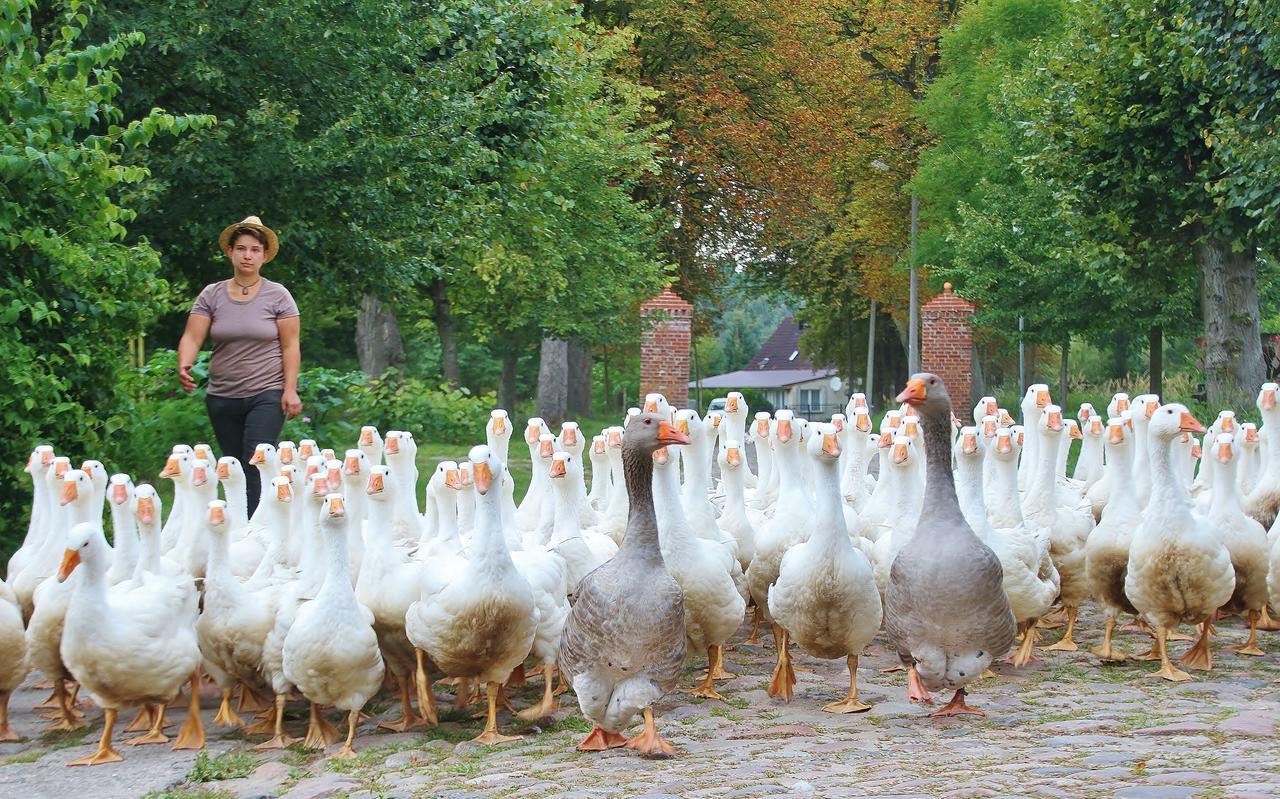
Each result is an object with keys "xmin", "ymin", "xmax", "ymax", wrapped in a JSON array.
[{"xmin": 2, "ymin": 373, "xmax": 1280, "ymax": 765}]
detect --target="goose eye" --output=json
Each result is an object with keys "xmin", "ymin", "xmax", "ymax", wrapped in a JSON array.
[
  {"xmin": 958, "ymin": 671, "xmax": 965, "ymax": 677},
  {"xmin": 976, "ymin": 651, "xmax": 983, "ymax": 657}
]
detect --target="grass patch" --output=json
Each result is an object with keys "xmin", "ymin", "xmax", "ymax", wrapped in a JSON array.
[
  {"xmin": 187, "ymin": 750, "xmax": 260, "ymax": 783},
  {"xmin": 709, "ymin": 706, "xmax": 740, "ymax": 721},
  {"xmin": 141, "ymin": 789, "xmax": 236, "ymax": 799},
  {"xmin": 542, "ymin": 715, "xmax": 592, "ymax": 734},
  {"xmin": 722, "ymin": 695, "xmax": 750, "ymax": 710},
  {"xmin": 0, "ymin": 749, "xmax": 43, "ymax": 766},
  {"xmin": 41, "ymin": 725, "xmax": 91, "ymax": 751}
]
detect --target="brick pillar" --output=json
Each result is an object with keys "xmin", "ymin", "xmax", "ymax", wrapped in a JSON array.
[
  {"xmin": 921, "ymin": 282, "xmax": 976, "ymax": 407},
  {"xmin": 640, "ymin": 286, "xmax": 693, "ymax": 409}
]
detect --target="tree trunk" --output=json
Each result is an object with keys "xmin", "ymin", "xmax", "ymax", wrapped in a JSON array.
[
  {"xmin": 1059, "ymin": 338, "xmax": 1070, "ymax": 408},
  {"xmin": 537, "ymin": 338, "xmax": 569, "ymax": 426},
  {"xmin": 355, "ymin": 294, "xmax": 406, "ymax": 378},
  {"xmin": 498, "ymin": 342, "xmax": 520, "ymax": 412},
  {"xmin": 1196, "ymin": 228, "xmax": 1265, "ymax": 410},
  {"xmin": 428, "ymin": 277, "xmax": 461, "ymax": 387},
  {"xmin": 1148, "ymin": 325, "xmax": 1163, "ymax": 398},
  {"xmin": 1021, "ymin": 342, "xmax": 1036, "ymax": 390},
  {"xmin": 567, "ymin": 342, "xmax": 592, "ymax": 417},
  {"xmin": 601, "ymin": 345, "xmax": 612, "ymax": 413},
  {"xmin": 1111, "ymin": 330, "xmax": 1131, "ymax": 380}
]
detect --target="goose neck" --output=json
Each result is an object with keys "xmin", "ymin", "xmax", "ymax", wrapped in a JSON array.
[
  {"xmin": 810, "ymin": 456, "xmax": 844, "ymax": 549},
  {"xmin": 653, "ymin": 459, "xmax": 694, "ymax": 549},
  {"xmin": 1209, "ymin": 457, "xmax": 1244, "ymax": 515},
  {"xmin": 1147, "ymin": 433, "xmax": 1189, "ymax": 514},
  {"xmin": 472, "ymin": 482, "xmax": 517, "ymax": 576},
  {"xmin": 223, "ymin": 477, "xmax": 249, "ymax": 528},
  {"xmin": 991, "ymin": 456, "xmax": 1024, "ymax": 522},
  {"xmin": 318, "ymin": 519, "xmax": 353, "ymax": 597},
  {"xmin": 616, "ymin": 446, "xmax": 663, "ymax": 564},
  {"xmin": 921, "ymin": 407, "xmax": 961, "ymax": 507}
]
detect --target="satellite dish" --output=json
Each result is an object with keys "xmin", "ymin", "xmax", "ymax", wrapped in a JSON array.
[{"xmin": 828, "ymin": 376, "xmax": 843, "ymax": 392}]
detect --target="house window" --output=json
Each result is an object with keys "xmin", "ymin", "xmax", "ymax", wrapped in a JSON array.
[{"xmin": 798, "ymin": 388, "xmax": 820, "ymax": 411}]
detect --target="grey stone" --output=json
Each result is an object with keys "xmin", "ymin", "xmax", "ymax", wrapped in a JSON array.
[
  {"xmin": 1080, "ymin": 752, "xmax": 1133, "ymax": 766},
  {"xmin": 1133, "ymin": 722, "xmax": 1213, "ymax": 735},
  {"xmin": 280, "ymin": 774, "xmax": 361, "ymax": 799}
]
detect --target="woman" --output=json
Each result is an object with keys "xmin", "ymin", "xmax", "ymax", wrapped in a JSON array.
[{"xmin": 178, "ymin": 215, "xmax": 302, "ymax": 514}]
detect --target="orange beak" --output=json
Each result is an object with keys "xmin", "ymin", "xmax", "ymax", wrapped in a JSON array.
[
  {"xmin": 711, "ymin": 414, "xmax": 722, "ymax": 429},
  {"xmin": 903, "ymin": 420, "xmax": 919, "ymax": 439},
  {"xmin": 444, "ymin": 468, "xmax": 461, "ymax": 489},
  {"xmin": 643, "ymin": 398, "xmax": 658, "ymax": 413},
  {"xmin": 1046, "ymin": 410, "xmax": 1063, "ymax": 432},
  {"xmin": 160, "ymin": 456, "xmax": 180, "ymax": 478},
  {"xmin": 41, "ymin": 449, "xmax": 55, "ymax": 467},
  {"xmin": 675, "ymin": 418, "xmax": 690, "ymax": 436},
  {"xmin": 656, "ymin": 419, "xmax": 691, "ymax": 446},
  {"xmin": 892, "ymin": 442, "xmax": 909, "ymax": 464},
  {"xmin": 539, "ymin": 438, "xmax": 555, "ymax": 459},
  {"xmin": 653, "ymin": 446, "xmax": 670, "ymax": 465},
  {"xmin": 250, "ymin": 448, "xmax": 266, "ymax": 465},
  {"xmin": 473, "ymin": 461, "xmax": 493, "ymax": 495},
  {"xmin": 359, "ymin": 428, "xmax": 375, "ymax": 446},
  {"xmin": 1216, "ymin": 442, "xmax": 1231, "ymax": 463},
  {"xmin": 366, "ymin": 472, "xmax": 385, "ymax": 495},
  {"xmin": 550, "ymin": 458, "xmax": 567, "ymax": 478},
  {"xmin": 279, "ymin": 447, "xmax": 295, "ymax": 465},
  {"xmin": 492, "ymin": 415, "xmax": 507, "ymax": 436},
  {"xmin": 525, "ymin": 425, "xmax": 541, "ymax": 446},
  {"xmin": 608, "ymin": 429, "xmax": 623, "ymax": 448},
  {"xmin": 137, "ymin": 496, "xmax": 155, "ymax": 522},
  {"xmin": 1035, "ymin": 389, "xmax": 1050, "ymax": 408},
  {"xmin": 832, "ymin": 417, "xmax": 845, "ymax": 432},
  {"xmin": 1190, "ymin": 442, "xmax": 1202, "ymax": 460},
  {"xmin": 855, "ymin": 413, "xmax": 871, "ymax": 433},
  {"xmin": 878, "ymin": 432, "xmax": 892, "ymax": 448},
  {"xmin": 887, "ymin": 414, "xmax": 902, "ymax": 430},
  {"xmin": 821, "ymin": 433, "xmax": 840, "ymax": 457},
  {"xmin": 562, "ymin": 427, "xmax": 578, "ymax": 447},
  {"xmin": 1090, "ymin": 418, "xmax": 1104, "ymax": 435},
  {"xmin": 1246, "ymin": 427, "xmax": 1259, "ymax": 443},
  {"xmin": 305, "ymin": 462, "xmax": 320, "ymax": 480},
  {"xmin": 776, "ymin": 419, "xmax": 793, "ymax": 444},
  {"xmin": 1180, "ymin": 411, "xmax": 1206, "ymax": 434},
  {"xmin": 384, "ymin": 437, "xmax": 400, "ymax": 456},
  {"xmin": 110, "ymin": 481, "xmax": 129, "ymax": 505},
  {"xmin": 592, "ymin": 438, "xmax": 606, "ymax": 455},
  {"xmin": 209, "ymin": 504, "xmax": 226, "ymax": 525},
  {"xmin": 756, "ymin": 418, "xmax": 771, "ymax": 437},
  {"xmin": 961, "ymin": 433, "xmax": 979, "ymax": 454},
  {"xmin": 998, "ymin": 409, "xmax": 1015, "ymax": 427},
  {"xmin": 726, "ymin": 397, "xmax": 739, "ymax": 413},
  {"xmin": 60, "ymin": 478, "xmax": 78, "ymax": 506},
  {"xmin": 996, "ymin": 435, "xmax": 1013, "ymax": 455},
  {"xmin": 1220, "ymin": 416, "xmax": 1236, "ymax": 433},
  {"xmin": 277, "ymin": 482, "xmax": 293, "ymax": 503},
  {"xmin": 985, "ymin": 399, "xmax": 997, "ymax": 417},
  {"xmin": 1145, "ymin": 402, "xmax": 1157, "ymax": 420},
  {"xmin": 1069, "ymin": 423, "xmax": 1082, "ymax": 441},
  {"xmin": 852, "ymin": 395, "xmax": 868, "ymax": 410},
  {"xmin": 216, "ymin": 462, "xmax": 230, "ymax": 480},
  {"xmin": 1108, "ymin": 424, "xmax": 1125, "ymax": 445},
  {"xmin": 190, "ymin": 466, "xmax": 208, "ymax": 487},
  {"xmin": 327, "ymin": 467, "xmax": 342, "ymax": 486},
  {"xmin": 298, "ymin": 443, "xmax": 315, "ymax": 460},
  {"xmin": 344, "ymin": 455, "xmax": 361, "ymax": 475},
  {"xmin": 982, "ymin": 419, "xmax": 997, "ymax": 437},
  {"xmin": 329, "ymin": 496, "xmax": 346, "ymax": 517},
  {"xmin": 312, "ymin": 477, "xmax": 329, "ymax": 496},
  {"xmin": 1078, "ymin": 406, "xmax": 1092, "ymax": 423},
  {"xmin": 1262, "ymin": 389, "xmax": 1277, "ymax": 411},
  {"xmin": 458, "ymin": 465, "xmax": 473, "ymax": 486},
  {"xmin": 57, "ymin": 548, "xmax": 81, "ymax": 582},
  {"xmin": 726, "ymin": 447, "xmax": 742, "ymax": 467}
]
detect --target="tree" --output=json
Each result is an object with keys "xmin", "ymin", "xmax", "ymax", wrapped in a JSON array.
[
  {"xmin": 1, "ymin": 0, "xmax": 210, "ymax": 553},
  {"xmin": 1027, "ymin": 0, "xmax": 1278, "ymax": 408}
]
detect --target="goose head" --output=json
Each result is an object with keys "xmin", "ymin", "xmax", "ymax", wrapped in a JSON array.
[
  {"xmin": 1214, "ymin": 433, "xmax": 1235, "ymax": 466},
  {"xmin": 896, "ymin": 372, "xmax": 955, "ymax": 421},
  {"xmin": 806, "ymin": 424, "xmax": 841, "ymax": 462},
  {"xmin": 190, "ymin": 458, "xmax": 213, "ymax": 490},
  {"xmin": 487, "ymin": 410, "xmax": 510, "ymax": 441},
  {"xmin": 830, "ymin": 413, "xmax": 847, "ymax": 434},
  {"xmin": 1104, "ymin": 416, "xmax": 1128, "ymax": 451},
  {"xmin": 109, "ymin": 473, "xmax": 134, "ymax": 507},
  {"xmin": 1021, "ymin": 383, "xmax": 1051, "ymax": 418},
  {"xmin": 249, "ymin": 443, "xmax": 278, "ymax": 472},
  {"xmin": 524, "ymin": 418, "xmax": 548, "ymax": 449},
  {"xmin": 270, "ymin": 475, "xmax": 293, "ymax": 506},
  {"xmin": 1148, "ymin": 403, "xmax": 1205, "ymax": 444},
  {"xmin": 322, "ymin": 493, "xmax": 346, "ymax": 522},
  {"xmin": 365, "ymin": 465, "xmax": 391, "ymax": 502},
  {"xmin": 57, "ymin": 522, "xmax": 108, "ymax": 582},
  {"xmin": 719, "ymin": 439, "xmax": 745, "ymax": 471},
  {"xmin": 852, "ymin": 408, "xmax": 872, "ymax": 434},
  {"xmin": 1065, "ymin": 419, "xmax": 1082, "ymax": 443},
  {"xmin": 1077, "ymin": 403, "xmax": 1096, "ymax": 427},
  {"xmin": 773, "ymin": 410, "xmax": 798, "ymax": 451},
  {"xmin": 60, "ymin": 469, "xmax": 92, "ymax": 508},
  {"xmin": 1257, "ymin": 383, "xmax": 1278, "ymax": 416},
  {"xmin": 558, "ymin": 422, "xmax": 583, "ymax": 454},
  {"xmin": 324, "ymin": 459, "xmax": 343, "ymax": 494},
  {"xmin": 706, "ymin": 410, "xmax": 725, "ymax": 435},
  {"xmin": 590, "ymin": 435, "xmax": 608, "ymax": 462},
  {"xmin": 997, "ymin": 408, "xmax": 1016, "ymax": 427},
  {"xmin": 606, "ymin": 426, "xmax": 625, "ymax": 455},
  {"xmin": 642, "ymin": 393, "xmax": 672, "ymax": 421},
  {"xmin": 297, "ymin": 439, "xmax": 318, "ymax": 462},
  {"xmin": 674, "ymin": 409, "xmax": 702, "ymax": 443},
  {"xmin": 215, "ymin": 456, "xmax": 245, "ymax": 485},
  {"xmin": 957, "ymin": 426, "xmax": 981, "ymax": 463},
  {"xmin": 319, "ymin": 447, "xmax": 337, "ymax": 463},
  {"xmin": 277, "ymin": 441, "xmax": 298, "ymax": 467},
  {"xmin": 537, "ymin": 433, "xmax": 556, "ymax": 463},
  {"xmin": 1085, "ymin": 415, "xmax": 1105, "ymax": 441},
  {"xmin": 550, "ymin": 451, "xmax": 571, "ymax": 481},
  {"xmin": 1108, "ymin": 392, "xmax": 1131, "ymax": 418},
  {"xmin": 26, "ymin": 445, "xmax": 55, "ymax": 476},
  {"xmin": 1240, "ymin": 423, "xmax": 1259, "ymax": 451},
  {"xmin": 342, "ymin": 449, "xmax": 367, "ymax": 482},
  {"xmin": 754, "ymin": 412, "xmax": 773, "ymax": 442},
  {"xmin": 1132, "ymin": 395, "xmax": 1160, "ymax": 426},
  {"xmin": 80, "ymin": 458, "xmax": 107, "ymax": 491},
  {"xmin": 845, "ymin": 392, "xmax": 868, "ymax": 416},
  {"xmin": 890, "ymin": 435, "xmax": 912, "ymax": 467},
  {"xmin": 991, "ymin": 428, "xmax": 1019, "ymax": 464},
  {"xmin": 430, "ymin": 461, "xmax": 462, "ymax": 499},
  {"xmin": 624, "ymin": 407, "xmax": 641, "ymax": 428},
  {"xmin": 206, "ymin": 499, "xmax": 229, "ymax": 535},
  {"xmin": 1214, "ymin": 410, "xmax": 1237, "ymax": 436},
  {"xmin": 979, "ymin": 415, "xmax": 999, "ymax": 448},
  {"xmin": 624, "ymin": 411, "xmax": 690, "ymax": 460},
  {"xmin": 358, "ymin": 426, "xmax": 384, "ymax": 464},
  {"xmin": 725, "ymin": 391, "xmax": 746, "ymax": 418},
  {"xmin": 880, "ymin": 409, "xmax": 902, "ymax": 435},
  {"xmin": 193, "ymin": 443, "xmax": 215, "ymax": 464},
  {"xmin": 134, "ymin": 483, "xmax": 163, "ymax": 539},
  {"xmin": 973, "ymin": 396, "xmax": 998, "ymax": 426}
]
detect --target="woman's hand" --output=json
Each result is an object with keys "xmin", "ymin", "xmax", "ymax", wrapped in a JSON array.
[
  {"xmin": 178, "ymin": 363, "xmax": 197, "ymax": 393},
  {"xmin": 282, "ymin": 389, "xmax": 303, "ymax": 419}
]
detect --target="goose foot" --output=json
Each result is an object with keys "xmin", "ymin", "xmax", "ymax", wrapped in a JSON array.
[
  {"xmin": 742, "ymin": 604, "xmax": 764, "ymax": 646},
  {"xmin": 44, "ymin": 683, "xmax": 87, "ymax": 731},
  {"xmin": 1150, "ymin": 626, "xmax": 1194, "ymax": 682},
  {"xmin": 66, "ymin": 709, "xmax": 122, "ymax": 767},
  {"xmin": 1166, "ymin": 625, "xmax": 1195, "ymax": 642},
  {"xmin": 1231, "ymin": 611, "xmax": 1265, "ymax": 656},
  {"xmin": 576, "ymin": 725, "xmax": 629, "ymax": 751},
  {"xmin": 552, "ymin": 669, "xmax": 569, "ymax": 698},
  {"xmin": 823, "ymin": 656, "xmax": 871, "ymax": 714},
  {"xmin": 172, "ymin": 669, "xmax": 206, "ymax": 750},
  {"xmin": 1256, "ymin": 605, "xmax": 1280, "ymax": 631},
  {"xmin": 300, "ymin": 703, "xmax": 341, "ymax": 749},
  {"xmin": 124, "ymin": 705, "xmax": 170, "ymax": 746},
  {"xmin": 700, "ymin": 644, "xmax": 736, "ymax": 680},
  {"xmin": 213, "ymin": 690, "xmax": 243, "ymax": 728},
  {"xmin": 0, "ymin": 692, "xmax": 19, "ymax": 742},
  {"xmin": 1177, "ymin": 621, "xmax": 1214, "ymax": 671},
  {"xmin": 1040, "ymin": 606, "xmax": 1078, "ymax": 651},
  {"xmin": 123, "ymin": 705, "xmax": 157, "ymax": 733},
  {"xmin": 1038, "ymin": 607, "xmax": 1067, "ymax": 629},
  {"xmin": 766, "ymin": 626, "xmax": 796, "ymax": 701},
  {"xmin": 252, "ymin": 695, "xmax": 298, "ymax": 749},
  {"xmin": 327, "ymin": 709, "xmax": 360, "ymax": 760},
  {"xmin": 379, "ymin": 674, "xmax": 426, "ymax": 732},
  {"xmin": 32, "ymin": 686, "xmax": 62, "ymax": 710},
  {"xmin": 414, "ymin": 650, "xmax": 439, "ymax": 727},
  {"xmin": 236, "ymin": 685, "xmax": 272, "ymax": 714},
  {"xmin": 1089, "ymin": 617, "xmax": 1126, "ymax": 661},
  {"xmin": 929, "ymin": 689, "xmax": 985, "ymax": 717},
  {"xmin": 624, "ymin": 707, "xmax": 674, "ymax": 758},
  {"xmin": 1011, "ymin": 623, "xmax": 1041, "ymax": 666},
  {"xmin": 516, "ymin": 672, "xmax": 559, "ymax": 721},
  {"xmin": 505, "ymin": 664, "xmax": 527, "ymax": 688},
  {"xmin": 470, "ymin": 682, "xmax": 521, "ymax": 745},
  {"xmin": 906, "ymin": 666, "xmax": 933, "ymax": 705},
  {"xmin": 878, "ymin": 664, "xmax": 906, "ymax": 674}
]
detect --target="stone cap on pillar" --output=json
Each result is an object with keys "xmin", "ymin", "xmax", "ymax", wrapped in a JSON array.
[{"xmin": 641, "ymin": 285, "xmax": 693, "ymax": 317}]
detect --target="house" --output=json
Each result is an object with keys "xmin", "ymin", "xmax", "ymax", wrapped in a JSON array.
[{"xmin": 689, "ymin": 316, "xmax": 846, "ymax": 417}]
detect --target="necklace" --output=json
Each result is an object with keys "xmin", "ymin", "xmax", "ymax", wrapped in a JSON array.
[{"xmin": 232, "ymin": 276, "xmax": 262, "ymax": 296}]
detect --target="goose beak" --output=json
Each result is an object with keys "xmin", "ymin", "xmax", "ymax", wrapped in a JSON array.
[
  {"xmin": 821, "ymin": 433, "xmax": 841, "ymax": 457},
  {"xmin": 216, "ymin": 462, "xmax": 230, "ymax": 480},
  {"xmin": 159, "ymin": 457, "xmax": 180, "ymax": 478},
  {"xmin": 1215, "ymin": 441, "xmax": 1230, "ymax": 463},
  {"xmin": 473, "ymin": 462, "xmax": 494, "ymax": 495},
  {"xmin": 653, "ymin": 447, "xmax": 670, "ymax": 465},
  {"xmin": 608, "ymin": 430, "xmax": 623, "ymax": 448},
  {"xmin": 643, "ymin": 398, "xmax": 658, "ymax": 413},
  {"xmin": 110, "ymin": 482, "xmax": 129, "ymax": 505},
  {"xmin": 832, "ymin": 417, "xmax": 845, "ymax": 432},
  {"xmin": 726, "ymin": 397, "xmax": 739, "ymax": 413},
  {"xmin": 384, "ymin": 437, "xmax": 400, "ymax": 456},
  {"xmin": 539, "ymin": 438, "xmax": 555, "ymax": 459},
  {"xmin": 1069, "ymin": 424, "xmax": 1083, "ymax": 441},
  {"xmin": 329, "ymin": 497, "xmax": 346, "ymax": 518},
  {"xmin": 855, "ymin": 413, "xmax": 871, "ymax": 433},
  {"xmin": 209, "ymin": 505, "xmax": 226, "ymax": 525},
  {"xmin": 985, "ymin": 399, "xmax": 997, "ymax": 416},
  {"xmin": 1046, "ymin": 410, "xmax": 1064, "ymax": 432},
  {"xmin": 1145, "ymin": 402, "xmax": 1157, "ymax": 420},
  {"xmin": 998, "ymin": 409, "xmax": 1015, "ymax": 426},
  {"xmin": 191, "ymin": 467, "xmax": 208, "ymax": 488},
  {"xmin": 279, "ymin": 448, "xmax": 295, "ymax": 465},
  {"xmin": 982, "ymin": 419, "xmax": 997, "ymax": 437},
  {"xmin": 277, "ymin": 482, "xmax": 293, "ymax": 503},
  {"xmin": 592, "ymin": 439, "xmax": 606, "ymax": 455},
  {"xmin": 366, "ymin": 472, "xmax": 384, "ymax": 495},
  {"xmin": 996, "ymin": 435, "xmax": 1013, "ymax": 455},
  {"xmin": 1246, "ymin": 427, "xmax": 1260, "ymax": 443},
  {"xmin": 444, "ymin": 468, "xmax": 461, "ymax": 489},
  {"xmin": 137, "ymin": 496, "xmax": 156, "ymax": 522},
  {"xmin": 250, "ymin": 449, "xmax": 266, "ymax": 465},
  {"xmin": 711, "ymin": 414, "xmax": 722, "ymax": 429},
  {"xmin": 60, "ymin": 479, "xmax": 78, "ymax": 506},
  {"xmin": 878, "ymin": 432, "xmax": 892, "ymax": 448},
  {"xmin": 42, "ymin": 450, "xmax": 56, "ymax": 467},
  {"xmin": 775, "ymin": 419, "xmax": 793, "ymax": 444},
  {"xmin": 1116, "ymin": 398, "xmax": 1130, "ymax": 413},
  {"xmin": 1220, "ymin": 416, "xmax": 1236, "ymax": 433},
  {"xmin": 550, "ymin": 458, "xmax": 567, "ymax": 478},
  {"xmin": 1035, "ymin": 389, "xmax": 1050, "ymax": 408},
  {"xmin": 675, "ymin": 418, "xmax": 690, "ymax": 436},
  {"xmin": 298, "ymin": 444, "xmax": 315, "ymax": 460},
  {"xmin": 726, "ymin": 447, "xmax": 741, "ymax": 467},
  {"xmin": 1078, "ymin": 407, "xmax": 1092, "ymax": 423},
  {"xmin": 458, "ymin": 466, "xmax": 473, "ymax": 486},
  {"xmin": 57, "ymin": 548, "xmax": 80, "ymax": 582},
  {"xmin": 305, "ymin": 462, "xmax": 320, "ymax": 481},
  {"xmin": 562, "ymin": 427, "xmax": 578, "ymax": 447},
  {"xmin": 344, "ymin": 455, "xmax": 361, "ymax": 475},
  {"xmin": 1262, "ymin": 389, "xmax": 1277, "ymax": 411},
  {"xmin": 904, "ymin": 420, "xmax": 919, "ymax": 438},
  {"xmin": 525, "ymin": 425, "xmax": 541, "ymax": 446},
  {"xmin": 326, "ymin": 467, "xmax": 342, "ymax": 487},
  {"xmin": 491, "ymin": 416, "xmax": 506, "ymax": 436},
  {"xmin": 1091, "ymin": 418, "xmax": 1104, "ymax": 435},
  {"xmin": 887, "ymin": 414, "xmax": 902, "ymax": 430},
  {"xmin": 359, "ymin": 428, "xmax": 375, "ymax": 446},
  {"xmin": 756, "ymin": 418, "xmax": 771, "ymax": 437},
  {"xmin": 1108, "ymin": 424, "xmax": 1125, "ymax": 445},
  {"xmin": 961, "ymin": 433, "xmax": 979, "ymax": 454},
  {"xmin": 1179, "ymin": 411, "xmax": 1206, "ymax": 434},
  {"xmin": 656, "ymin": 420, "xmax": 690, "ymax": 446},
  {"xmin": 312, "ymin": 477, "xmax": 329, "ymax": 496}
]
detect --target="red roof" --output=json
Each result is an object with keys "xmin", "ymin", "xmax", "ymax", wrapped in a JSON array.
[
  {"xmin": 745, "ymin": 316, "xmax": 818, "ymax": 371},
  {"xmin": 641, "ymin": 285, "xmax": 692, "ymax": 313}
]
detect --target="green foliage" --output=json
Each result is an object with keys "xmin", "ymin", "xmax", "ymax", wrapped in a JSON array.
[
  {"xmin": 186, "ymin": 750, "xmax": 259, "ymax": 783},
  {"xmin": 0, "ymin": 0, "xmax": 210, "ymax": 554},
  {"xmin": 343, "ymin": 371, "xmax": 496, "ymax": 447}
]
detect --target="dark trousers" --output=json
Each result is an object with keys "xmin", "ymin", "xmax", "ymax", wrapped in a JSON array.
[{"xmin": 206, "ymin": 389, "xmax": 284, "ymax": 515}]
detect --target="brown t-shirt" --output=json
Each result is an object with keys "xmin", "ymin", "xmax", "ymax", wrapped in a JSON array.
[{"xmin": 191, "ymin": 279, "xmax": 299, "ymax": 398}]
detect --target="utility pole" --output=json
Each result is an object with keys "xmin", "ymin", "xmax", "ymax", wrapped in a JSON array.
[
  {"xmin": 908, "ymin": 193, "xmax": 920, "ymax": 374},
  {"xmin": 866, "ymin": 300, "xmax": 877, "ymax": 412}
]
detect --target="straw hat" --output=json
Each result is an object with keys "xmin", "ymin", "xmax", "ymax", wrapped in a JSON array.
[{"xmin": 218, "ymin": 215, "xmax": 279, "ymax": 262}]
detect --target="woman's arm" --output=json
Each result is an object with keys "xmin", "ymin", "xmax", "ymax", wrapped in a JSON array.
[
  {"xmin": 177, "ymin": 314, "xmax": 212, "ymax": 393},
  {"xmin": 278, "ymin": 315, "xmax": 302, "ymax": 418}
]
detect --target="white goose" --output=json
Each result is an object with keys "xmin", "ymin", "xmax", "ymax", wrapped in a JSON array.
[
  {"xmin": 548, "ymin": 452, "xmax": 617, "ymax": 597},
  {"xmin": 516, "ymin": 418, "xmax": 553, "ymax": 532},
  {"xmin": 1204, "ymin": 433, "xmax": 1269, "ymax": 657},
  {"xmin": 1084, "ymin": 418, "xmax": 1143, "ymax": 661},
  {"xmin": 676, "ymin": 410, "xmax": 721, "ymax": 540},
  {"xmin": 595, "ymin": 427, "xmax": 629, "ymax": 544},
  {"xmin": 0, "ymin": 574, "xmax": 24, "ymax": 741},
  {"xmin": 587, "ymin": 435, "xmax": 611, "ymax": 511},
  {"xmin": 105, "ymin": 475, "xmax": 140, "ymax": 585},
  {"xmin": 8, "ymin": 445, "xmax": 56, "ymax": 581}
]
